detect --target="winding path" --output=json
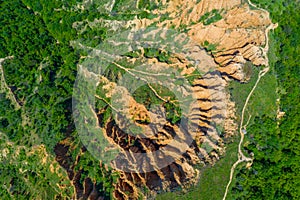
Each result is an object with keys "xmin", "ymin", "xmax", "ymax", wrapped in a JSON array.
[
  {"xmin": 222, "ymin": 66, "xmax": 269, "ymax": 200},
  {"xmin": 222, "ymin": 2, "xmax": 278, "ymax": 198}
]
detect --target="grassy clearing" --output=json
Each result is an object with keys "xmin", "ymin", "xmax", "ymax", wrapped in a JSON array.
[
  {"xmin": 228, "ymin": 64, "xmax": 278, "ymax": 126},
  {"xmin": 156, "ymin": 137, "xmax": 239, "ymax": 200}
]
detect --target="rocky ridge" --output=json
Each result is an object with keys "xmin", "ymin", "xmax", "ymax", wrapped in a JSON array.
[{"xmin": 71, "ymin": 0, "xmax": 276, "ymax": 199}]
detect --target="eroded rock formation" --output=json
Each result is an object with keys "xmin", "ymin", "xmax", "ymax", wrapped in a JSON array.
[
  {"xmin": 129, "ymin": 0, "xmax": 273, "ymax": 81},
  {"xmin": 92, "ymin": 65, "xmax": 235, "ymax": 199},
  {"xmin": 72, "ymin": 0, "xmax": 276, "ymax": 199}
]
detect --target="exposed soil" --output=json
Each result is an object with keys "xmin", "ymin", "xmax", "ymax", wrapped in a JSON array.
[
  {"xmin": 54, "ymin": 139, "xmax": 107, "ymax": 200},
  {"xmin": 54, "ymin": 0, "xmax": 277, "ymax": 199}
]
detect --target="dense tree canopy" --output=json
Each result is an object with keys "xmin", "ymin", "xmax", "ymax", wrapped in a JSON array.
[
  {"xmin": 230, "ymin": 1, "xmax": 300, "ymax": 199},
  {"xmin": 0, "ymin": 0, "xmax": 299, "ymax": 199}
]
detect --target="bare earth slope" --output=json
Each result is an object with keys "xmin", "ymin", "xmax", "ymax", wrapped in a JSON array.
[{"xmin": 72, "ymin": 0, "xmax": 276, "ymax": 199}]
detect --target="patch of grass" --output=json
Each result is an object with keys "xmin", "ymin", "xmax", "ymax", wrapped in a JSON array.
[
  {"xmin": 156, "ymin": 137, "xmax": 239, "ymax": 200},
  {"xmin": 178, "ymin": 24, "xmax": 191, "ymax": 33},
  {"xmin": 184, "ymin": 69, "xmax": 203, "ymax": 85},
  {"xmin": 242, "ymin": 61, "xmax": 253, "ymax": 80},
  {"xmin": 112, "ymin": 0, "xmax": 137, "ymax": 12},
  {"xmin": 228, "ymin": 65, "xmax": 278, "ymax": 126},
  {"xmin": 138, "ymin": 11, "xmax": 159, "ymax": 20},
  {"xmin": 143, "ymin": 48, "xmax": 172, "ymax": 63},
  {"xmin": 228, "ymin": 66, "xmax": 259, "ymax": 118},
  {"xmin": 202, "ymin": 40, "xmax": 218, "ymax": 53},
  {"xmin": 200, "ymin": 141, "xmax": 214, "ymax": 153},
  {"xmin": 133, "ymin": 84, "xmax": 182, "ymax": 124},
  {"xmin": 160, "ymin": 13, "xmax": 172, "ymax": 21},
  {"xmin": 138, "ymin": 0, "xmax": 159, "ymax": 10},
  {"xmin": 199, "ymin": 9, "xmax": 223, "ymax": 25}
]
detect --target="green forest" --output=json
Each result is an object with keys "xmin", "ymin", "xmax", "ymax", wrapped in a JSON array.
[
  {"xmin": 228, "ymin": 0, "xmax": 300, "ymax": 199},
  {"xmin": 0, "ymin": 0, "xmax": 299, "ymax": 199},
  {"xmin": 0, "ymin": 0, "xmax": 115, "ymax": 198}
]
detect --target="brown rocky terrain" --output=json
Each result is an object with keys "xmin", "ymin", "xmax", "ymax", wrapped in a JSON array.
[
  {"xmin": 130, "ymin": 0, "xmax": 272, "ymax": 81},
  {"xmin": 69, "ymin": 0, "xmax": 276, "ymax": 199},
  {"xmin": 100, "ymin": 69, "xmax": 234, "ymax": 199}
]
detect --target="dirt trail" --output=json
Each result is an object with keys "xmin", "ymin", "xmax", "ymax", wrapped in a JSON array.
[
  {"xmin": 248, "ymin": 0, "xmax": 278, "ymax": 66},
  {"xmin": 222, "ymin": 38, "xmax": 275, "ymax": 200},
  {"xmin": 222, "ymin": 67, "xmax": 268, "ymax": 200},
  {"xmin": 221, "ymin": 2, "xmax": 278, "ymax": 198}
]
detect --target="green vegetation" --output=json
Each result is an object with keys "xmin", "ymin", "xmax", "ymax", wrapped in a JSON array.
[
  {"xmin": 74, "ymin": 151, "xmax": 118, "ymax": 198},
  {"xmin": 0, "ymin": 0, "xmax": 77, "ymax": 152},
  {"xmin": 1, "ymin": 0, "xmax": 298, "ymax": 199},
  {"xmin": 96, "ymin": 50, "xmax": 182, "ymax": 125},
  {"xmin": 138, "ymin": 0, "xmax": 159, "ymax": 10},
  {"xmin": 242, "ymin": 61, "xmax": 253, "ymax": 80},
  {"xmin": 202, "ymin": 40, "xmax": 218, "ymax": 53},
  {"xmin": 177, "ymin": 24, "xmax": 191, "ymax": 33},
  {"xmin": 184, "ymin": 69, "xmax": 203, "ymax": 85},
  {"xmin": 228, "ymin": 64, "xmax": 277, "ymax": 124},
  {"xmin": 0, "ymin": 141, "xmax": 73, "ymax": 199},
  {"xmin": 144, "ymin": 48, "xmax": 172, "ymax": 63},
  {"xmin": 200, "ymin": 141, "xmax": 214, "ymax": 153},
  {"xmin": 199, "ymin": 9, "xmax": 223, "ymax": 25},
  {"xmin": 133, "ymin": 84, "xmax": 182, "ymax": 124},
  {"xmin": 123, "ymin": 48, "xmax": 172, "ymax": 63},
  {"xmin": 157, "ymin": 137, "xmax": 239, "ymax": 200},
  {"xmin": 0, "ymin": 0, "xmax": 121, "ymax": 198},
  {"xmin": 228, "ymin": 1, "xmax": 300, "ymax": 199}
]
